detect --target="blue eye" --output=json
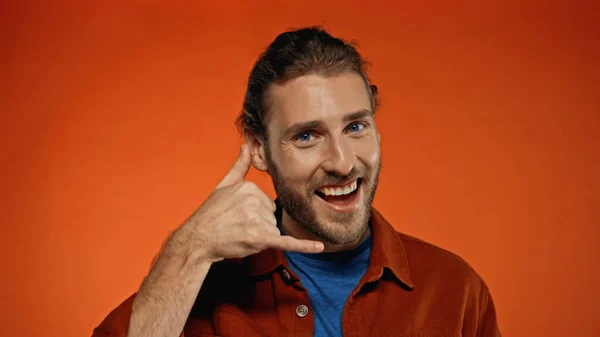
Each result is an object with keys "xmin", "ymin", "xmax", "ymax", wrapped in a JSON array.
[
  {"xmin": 298, "ymin": 132, "xmax": 312, "ymax": 142},
  {"xmin": 348, "ymin": 122, "xmax": 364, "ymax": 133}
]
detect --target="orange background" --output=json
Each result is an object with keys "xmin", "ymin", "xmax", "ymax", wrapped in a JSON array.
[{"xmin": 1, "ymin": 1, "xmax": 599, "ymax": 336}]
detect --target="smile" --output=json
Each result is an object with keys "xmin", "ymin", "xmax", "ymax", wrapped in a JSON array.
[
  {"xmin": 314, "ymin": 179, "xmax": 362, "ymax": 213},
  {"xmin": 317, "ymin": 180, "xmax": 358, "ymax": 196}
]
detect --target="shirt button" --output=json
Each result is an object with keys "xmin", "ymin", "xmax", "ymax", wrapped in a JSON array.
[
  {"xmin": 282, "ymin": 269, "xmax": 291, "ymax": 281},
  {"xmin": 296, "ymin": 304, "xmax": 309, "ymax": 318}
]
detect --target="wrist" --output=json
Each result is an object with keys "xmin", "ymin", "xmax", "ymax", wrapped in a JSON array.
[{"xmin": 166, "ymin": 225, "xmax": 216, "ymax": 266}]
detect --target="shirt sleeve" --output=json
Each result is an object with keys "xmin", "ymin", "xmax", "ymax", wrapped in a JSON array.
[
  {"xmin": 477, "ymin": 289, "xmax": 502, "ymax": 337},
  {"xmin": 91, "ymin": 293, "xmax": 184, "ymax": 337}
]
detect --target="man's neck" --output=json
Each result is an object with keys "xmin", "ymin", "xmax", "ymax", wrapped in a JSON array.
[{"xmin": 279, "ymin": 210, "xmax": 371, "ymax": 253}]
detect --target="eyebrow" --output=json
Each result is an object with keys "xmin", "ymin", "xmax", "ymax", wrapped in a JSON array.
[
  {"xmin": 343, "ymin": 109, "xmax": 372, "ymax": 123},
  {"xmin": 282, "ymin": 109, "xmax": 373, "ymax": 139}
]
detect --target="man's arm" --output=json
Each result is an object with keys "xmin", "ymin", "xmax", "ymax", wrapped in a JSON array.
[
  {"xmin": 91, "ymin": 230, "xmax": 211, "ymax": 337},
  {"xmin": 91, "ymin": 145, "xmax": 324, "ymax": 337},
  {"xmin": 126, "ymin": 231, "xmax": 212, "ymax": 337},
  {"xmin": 477, "ymin": 288, "xmax": 502, "ymax": 337}
]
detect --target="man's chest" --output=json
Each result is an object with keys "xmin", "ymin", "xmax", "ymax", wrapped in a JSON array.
[{"xmin": 183, "ymin": 278, "xmax": 467, "ymax": 337}]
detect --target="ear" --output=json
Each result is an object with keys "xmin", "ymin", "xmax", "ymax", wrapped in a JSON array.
[{"xmin": 244, "ymin": 131, "xmax": 269, "ymax": 172}]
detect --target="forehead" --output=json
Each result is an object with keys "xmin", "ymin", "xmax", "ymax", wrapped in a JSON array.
[{"xmin": 265, "ymin": 73, "xmax": 372, "ymax": 131}]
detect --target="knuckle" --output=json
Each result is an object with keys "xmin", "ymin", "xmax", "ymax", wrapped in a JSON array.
[
  {"xmin": 244, "ymin": 226, "xmax": 257, "ymax": 237},
  {"xmin": 244, "ymin": 195, "xmax": 261, "ymax": 210},
  {"xmin": 247, "ymin": 212, "xmax": 263, "ymax": 225},
  {"xmin": 244, "ymin": 226, "xmax": 262, "ymax": 244},
  {"xmin": 265, "ymin": 224, "xmax": 280, "ymax": 235},
  {"xmin": 241, "ymin": 181, "xmax": 258, "ymax": 192}
]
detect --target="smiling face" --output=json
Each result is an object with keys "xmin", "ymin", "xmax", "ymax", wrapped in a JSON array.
[{"xmin": 250, "ymin": 72, "xmax": 381, "ymax": 247}]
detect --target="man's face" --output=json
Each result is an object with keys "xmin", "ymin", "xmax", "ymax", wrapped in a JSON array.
[{"xmin": 263, "ymin": 72, "xmax": 381, "ymax": 245}]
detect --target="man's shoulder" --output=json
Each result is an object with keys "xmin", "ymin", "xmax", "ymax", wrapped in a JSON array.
[
  {"xmin": 395, "ymin": 230, "xmax": 488, "ymax": 289},
  {"xmin": 398, "ymin": 231, "xmax": 470, "ymax": 266}
]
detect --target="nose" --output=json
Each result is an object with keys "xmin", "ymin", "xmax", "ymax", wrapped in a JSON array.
[{"xmin": 320, "ymin": 135, "xmax": 354, "ymax": 176}]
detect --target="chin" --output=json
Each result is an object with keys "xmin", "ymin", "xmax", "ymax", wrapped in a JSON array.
[{"xmin": 309, "ymin": 196, "xmax": 370, "ymax": 245}]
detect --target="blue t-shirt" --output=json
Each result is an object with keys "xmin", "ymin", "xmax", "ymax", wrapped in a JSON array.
[{"xmin": 284, "ymin": 235, "xmax": 372, "ymax": 337}]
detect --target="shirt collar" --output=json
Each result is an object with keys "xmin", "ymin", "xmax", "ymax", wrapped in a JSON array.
[
  {"xmin": 366, "ymin": 207, "xmax": 414, "ymax": 288},
  {"xmin": 246, "ymin": 203, "xmax": 414, "ymax": 289}
]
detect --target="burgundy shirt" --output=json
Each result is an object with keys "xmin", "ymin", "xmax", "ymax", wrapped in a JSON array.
[{"xmin": 92, "ymin": 208, "xmax": 501, "ymax": 337}]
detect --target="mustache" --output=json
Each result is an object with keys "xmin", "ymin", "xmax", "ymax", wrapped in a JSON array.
[{"xmin": 308, "ymin": 167, "xmax": 368, "ymax": 190}]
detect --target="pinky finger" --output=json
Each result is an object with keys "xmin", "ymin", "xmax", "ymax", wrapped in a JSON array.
[{"xmin": 264, "ymin": 235, "xmax": 325, "ymax": 254}]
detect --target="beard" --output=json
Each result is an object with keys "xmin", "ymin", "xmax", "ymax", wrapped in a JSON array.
[{"xmin": 267, "ymin": 153, "xmax": 380, "ymax": 245}]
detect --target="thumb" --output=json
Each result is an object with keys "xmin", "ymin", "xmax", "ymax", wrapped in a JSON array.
[{"xmin": 217, "ymin": 144, "xmax": 252, "ymax": 189}]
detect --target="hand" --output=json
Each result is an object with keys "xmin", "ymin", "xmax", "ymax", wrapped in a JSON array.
[{"xmin": 175, "ymin": 144, "xmax": 324, "ymax": 263}]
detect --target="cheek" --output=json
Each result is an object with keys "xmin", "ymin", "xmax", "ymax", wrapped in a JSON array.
[
  {"xmin": 354, "ymin": 136, "xmax": 380, "ymax": 167},
  {"xmin": 278, "ymin": 149, "xmax": 322, "ymax": 182}
]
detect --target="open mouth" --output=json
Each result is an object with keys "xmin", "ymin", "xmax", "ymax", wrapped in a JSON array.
[{"xmin": 314, "ymin": 178, "xmax": 362, "ymax": 208}]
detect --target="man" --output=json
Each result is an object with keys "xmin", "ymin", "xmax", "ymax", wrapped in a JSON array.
[{"xmin": 93, "ymin": 27, "xmax": 501, "ymax": 337}]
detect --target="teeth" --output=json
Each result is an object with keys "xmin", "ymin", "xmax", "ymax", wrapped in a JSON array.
[{"xmin": 319, "ymin": 180, "xmax": 358, "ymax": 196}]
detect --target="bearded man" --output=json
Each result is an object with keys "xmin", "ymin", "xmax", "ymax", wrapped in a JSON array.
[{"xmin": 93, "ymin": 27, "xmax": 501, "ymax": 337}]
